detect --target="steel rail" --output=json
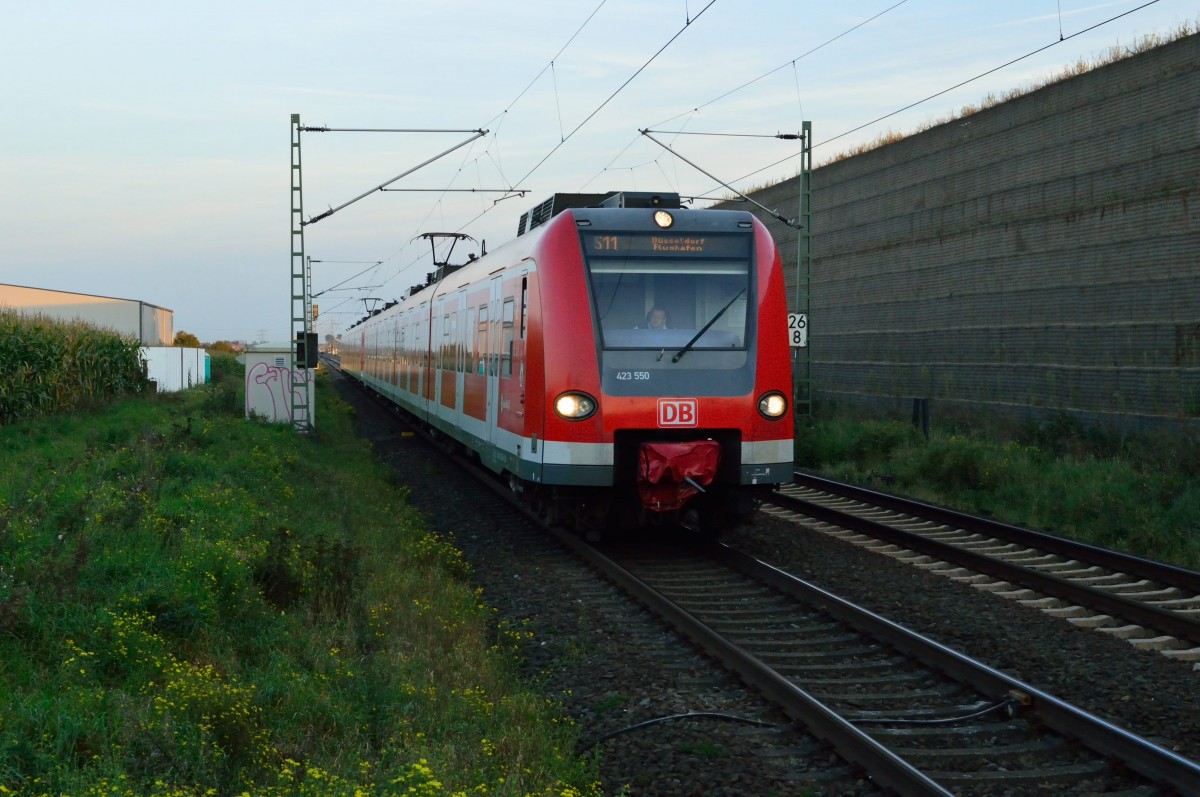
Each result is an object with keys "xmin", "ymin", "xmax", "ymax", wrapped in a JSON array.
[
  {"xmin": 774, "ymin": 480, "xmax": 1200, "ymax": 646},
  {"xmin": 326, "ymin": 365, "xmax": 1200, "ymax": 792},
  {"xmin": 795, "ymin": 472, "xmax": 1200, "ymax": 591},
  {"xmin": 546, "ymin": 527, "xmax": 957, "ymax": 797},
  {"xmin": 712, "ymin": 543, "xmax": 1200, "ymax": 795}
]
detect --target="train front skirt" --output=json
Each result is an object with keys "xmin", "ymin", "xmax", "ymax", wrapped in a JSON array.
[{"xmin": 636, "ymin": 440, "xmax": 721, "ymax": 512}]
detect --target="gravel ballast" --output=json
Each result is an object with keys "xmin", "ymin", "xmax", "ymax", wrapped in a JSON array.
[{"xmin": 332, "ymin": 373, "xmax": 1200, "ymax": 794}]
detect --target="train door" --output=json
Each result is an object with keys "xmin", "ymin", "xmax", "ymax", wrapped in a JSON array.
[
  {"xmin": 389, "ymin": 317, "xmax": 398, "ymax": 390},
  {"xmin": 415, "ymin": 304, "xmax": 430, "ymax": 420},
  {"xmin": 423, "ymin": 307, "xmax": 437, "ymax": 410},
  {"xmin": 455, "ymin": 290, "xmax": 468, "ymax": 427},
  {"xmin": 431, "ymin": 298, "xmax": 444, "ymax": 410},
  {"xmin": 397, "ymin": 319, "xmax": 407, "ymax": 396},
  {"xmin": 517, "ymin": 270, "xmax": 542, "ymax": 475},
  {"xmin": 487, "ymin": 276, "xmax": 502, "ymax": 445}
]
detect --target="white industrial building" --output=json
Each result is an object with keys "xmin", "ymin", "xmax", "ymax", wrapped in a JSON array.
[
  {"xmin": 2, "ymin": 282, "xmax": 207, "ymax": 393},
  {"xmin": 0, "ymin": 283, "xmax": 173, "ymax": 346}
]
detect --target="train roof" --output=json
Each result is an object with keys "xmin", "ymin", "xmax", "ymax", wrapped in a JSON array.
[
  {"xmin": 346, "ymin": 191, "xmax": 724, "ymax": 330},
  {"xmin": 517, "ymin": 191, "xmax": 681, "ymax": 236}
]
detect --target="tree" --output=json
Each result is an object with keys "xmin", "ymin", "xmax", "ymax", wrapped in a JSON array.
[
  {"xmin": 207, "ymin": 340, "xmax": 238, "ymax": 355},
  {"xmin": 174, "ymin": 331, "xmax": 201, "ymax": 347}
]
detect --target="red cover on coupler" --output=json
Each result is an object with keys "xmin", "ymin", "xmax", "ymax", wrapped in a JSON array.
[{"xmin": 636, "ymin": 441, "xmax": 721, "ymax": 511}]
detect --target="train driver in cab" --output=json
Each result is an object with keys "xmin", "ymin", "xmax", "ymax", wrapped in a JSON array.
[{"xmin": 644, "ymin": 306, "xmax": 669, "ymax": 329}]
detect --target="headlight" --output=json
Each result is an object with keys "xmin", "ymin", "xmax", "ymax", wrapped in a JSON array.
[
  {"xmin": 554, "ymin": 392, "xmax": 597, "ymax": 420},
  {"xmin": 653, "ymin": 210, "xmax": 674, "ymax": 228},
  {"xmin": 758, "ymin": 391, "xmax": 788, "ymax": 419}
]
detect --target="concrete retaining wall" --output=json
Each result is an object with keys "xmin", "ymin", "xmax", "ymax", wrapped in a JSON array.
[{"xmin": 739, "ymin": 33, "xmax": 1200, "ymax": 429}]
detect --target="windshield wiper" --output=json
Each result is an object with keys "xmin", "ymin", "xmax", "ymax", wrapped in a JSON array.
[{"xmin": 672, "ymin": 289, "xmax": 745, "ymax": 363}]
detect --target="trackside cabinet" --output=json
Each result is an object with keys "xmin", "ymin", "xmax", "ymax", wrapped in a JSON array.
[{"xmin": 237, "ymin": 342, "xmax": 315, "ymax": 426}]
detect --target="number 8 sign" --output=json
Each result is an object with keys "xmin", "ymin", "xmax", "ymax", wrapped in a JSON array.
[{"xmin": 788, "ymin": 313, "xmax": 808, "ymax": 348}]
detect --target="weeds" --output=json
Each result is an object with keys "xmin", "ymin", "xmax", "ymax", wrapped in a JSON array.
[
  {"xmin": 799, "ymin": 404, "xmax": 1200, "ymax": 569},
  {"xmin": 0, "ymin": 378, "xmax": 600, "ymax": 795}
]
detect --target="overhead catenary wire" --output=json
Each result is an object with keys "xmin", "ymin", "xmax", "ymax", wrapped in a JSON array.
[
  {"xmin": 368, "ymin": 0, "xmax": 721, "ymax": 304},
  {"xmin": 684, "ymin": 0, "xmax": 1165, "ymax": 202},
  {"xmin": 576, "ymin": 1, "xmax": 906, "ymax": 194},
  {"xmin": 646, "ymin": 0, "xmax": 910, "ymax": 131},
  {"xmin": 478, "ymin": 0, "xmax": 610, "ymax": 131},
  {"xmin": 510, "ymin": 0, "xmax": 719, "ymax": 189},
  {"xmin": 331, "ymin": 2, "xmax": 1164, "ymax": 324},
  {"xmin": 813, "ymin": 0, "xmax": 1163, "ymax": 151},
  {"xmin": 341, "ymin": 1, "xmax": 614, "ymax": 304}
]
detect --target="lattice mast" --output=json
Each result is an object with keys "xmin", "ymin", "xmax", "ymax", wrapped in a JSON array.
[{"xmin": 289, "ymin": 114, "xmax": 312, "ymax": 432}]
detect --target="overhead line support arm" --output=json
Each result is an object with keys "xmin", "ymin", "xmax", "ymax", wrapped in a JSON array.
[
  {"xmin": 303, "ymin": 129, "xmax": 489, "ymax": 226},
  {"xmin": 639, "ymin": 129, "xmax": 801, "ymax": 229}
]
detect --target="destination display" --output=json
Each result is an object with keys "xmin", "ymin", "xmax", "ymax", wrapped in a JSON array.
[{"xmin": 583, "ymin": 232, "xmax": 747, "ymax": 258}]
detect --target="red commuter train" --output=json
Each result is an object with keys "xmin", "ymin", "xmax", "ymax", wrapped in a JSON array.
[{"xmin": 338, "ymin": 191, "xmax": 793, "ymax": 536}]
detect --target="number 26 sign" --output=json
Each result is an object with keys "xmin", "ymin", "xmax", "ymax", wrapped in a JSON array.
[{"xmin": 788, "ymin": 313, "xmax": 808, "ymax": 348}]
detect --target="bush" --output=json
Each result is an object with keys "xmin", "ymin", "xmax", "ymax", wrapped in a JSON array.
[
  {"xmin": 914, "ymin": 435, "xmax": 995, "ymax": 492},
  {"xmin": 202, "ymin": 353, "xmax": 244, "ymax": 416},
  {"xmin": 803, "ymin": 404, "xmax": 1200, "ymax": 569}
]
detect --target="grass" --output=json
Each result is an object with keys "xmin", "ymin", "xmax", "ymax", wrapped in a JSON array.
[
  {"xmin": 816, "ymin": 19, "xmax": 1198, "ymax": 166},
  {"xmin": 796, "ymin": 404, "xmax": 1200, "ymax": 570},
  {"xmin": 0, "ymin": 365, "xmax": 600, "ymax": 796}
]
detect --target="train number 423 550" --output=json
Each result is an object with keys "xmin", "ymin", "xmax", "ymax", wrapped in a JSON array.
[{"xmin": 615, "ymin": 370, "xmax": 651, "ymax": 381}]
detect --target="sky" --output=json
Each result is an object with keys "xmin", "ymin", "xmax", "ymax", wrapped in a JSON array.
[{"xmin": 1, "ymin": 1, "xmax": 1194, "ymax": 343}]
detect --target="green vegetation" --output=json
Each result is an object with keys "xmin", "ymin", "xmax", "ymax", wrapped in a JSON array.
[
  {"xmin": 173, "ymin": 331, "xmax": 201, "ymax": 348},
  {"xmin": 0, "ymin": 310, "xmax": 147, "ymax": 425},
  {"xmin": 820, "ymin": 20, "xmax": 1199, "ymax": 166},
  {"xmin": 679, "ymin": 741, "xmax": 726, "ymax": 760},
  {"xmin": 592, "ymin": 695, "xmax": 630, "ymax": 716},
  {"xmin": 0, "ymin": 366, "xmax": 599, "ymax": 796},
  {"xmin": 797, "ymin": 404, "xmax": 1200, "ymax": 570}
]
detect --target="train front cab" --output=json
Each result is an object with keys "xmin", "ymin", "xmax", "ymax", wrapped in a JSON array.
[{"xmin": 536, "ymin": 205, "xmax": 794, "ymax": 534}]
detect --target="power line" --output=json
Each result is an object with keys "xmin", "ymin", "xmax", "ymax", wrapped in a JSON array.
[
  {"xmin": 347, "ymin": 4, "xmax": 613, "ymax": 304},
  {"xmin": 478, "ymin": 0, "xmax": 610, "ymax": 131},
  {"xmin": 690, "ymin": 0, "xmax": 1165, "ymax": 200},
  {"xmin": 512, "ymin": 0, "xmax": 719, "ymax": 189},
  {"xmin": 647, "ymin": 0, "xmax": 910, "ymax": 130},
  {"xmin": 369, "ymin": 1, "xmax": 720, "ymax": 302},
  {"xmin": 814, "ymin": 0, "xmax": 1162, "ymax": 151},
  {"xmin": 578, "ymin": 2, "xmax": 907, "ymax": 194}
]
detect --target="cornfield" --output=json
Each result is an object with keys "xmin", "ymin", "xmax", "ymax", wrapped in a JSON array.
[{"xmin": 0, "ymin": 309, "xmax": 148, "ymax": 424}]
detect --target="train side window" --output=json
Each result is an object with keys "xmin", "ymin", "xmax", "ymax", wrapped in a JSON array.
[
  {"xmin": 501, "ymin": 298, "xmax": 515, "ymax": 378},
  {"xmin": 476, "ymin": 305, "xmax": 488, "ymax": 375},
  {"xmin": 441, "ymin": 313, "xmax": 451, "ymax": 371},
  {"xmin": 398, "ymin": 324, "xmax": 406, "ymax": 388},
  {"xmin": 465, "ymin": 307, "xmax": 476, "ymax": 373},
  {"xmin": 450, "ymin": 311, "xmax": 459, "ymax": 373}
]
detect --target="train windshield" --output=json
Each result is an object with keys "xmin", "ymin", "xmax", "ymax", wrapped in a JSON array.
[{"xmin": 581, "ymin": 231, "xmax": 751, "ymax": 351}]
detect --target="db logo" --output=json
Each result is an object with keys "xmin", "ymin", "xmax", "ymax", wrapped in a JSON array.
[{"xmin": 658, "ymin": 398, "xmax": 698, "ymax": 427}]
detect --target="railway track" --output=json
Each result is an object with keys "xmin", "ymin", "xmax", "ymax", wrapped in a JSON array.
[
  {"xmin": 572, "ymin": 536, "xmax": 1200, "ymax": 796},
  {"xmin": 766, "ymin": 474, "xmax": 1200, "ymax": 661},
  {"xmin": 333, "ymin": 369, "xmax": 1200, "ymax": 793}
]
